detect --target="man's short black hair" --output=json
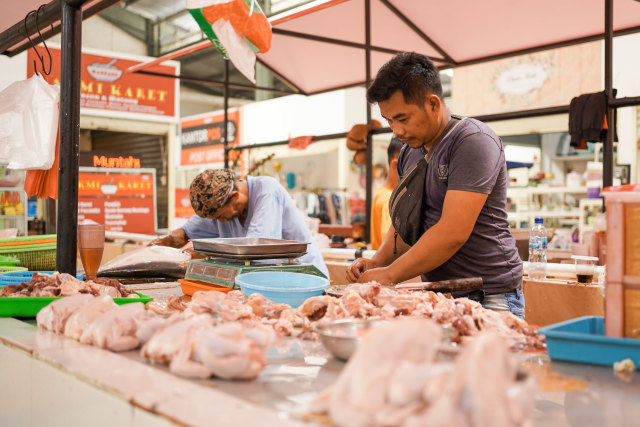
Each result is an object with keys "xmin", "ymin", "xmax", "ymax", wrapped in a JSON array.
[
  {"xmin": 387, "ymin": 136, "xmax": 403, "ymax": 165},
  {"xmin": 367, "ymin": 52, "xmax": 442, "ymax": 106}
]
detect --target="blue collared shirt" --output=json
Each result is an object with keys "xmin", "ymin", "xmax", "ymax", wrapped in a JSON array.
[{"xmin": 182, "ymin": 175, "xmax": 328, "ymax": 277}]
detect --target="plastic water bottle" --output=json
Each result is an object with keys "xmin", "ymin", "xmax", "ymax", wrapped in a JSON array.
[{"xmin": 528, "ymin": 217, "xmax": 547, "ymax": 280}]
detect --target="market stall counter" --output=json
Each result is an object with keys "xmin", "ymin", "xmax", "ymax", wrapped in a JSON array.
[{"xmin": 1, "ymin": 283, "xmax": 640, "ymax": 427}]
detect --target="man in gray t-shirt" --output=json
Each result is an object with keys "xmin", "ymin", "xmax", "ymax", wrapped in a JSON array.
[{"xmin": 346, "ymin": 52, "xmax": 524, "ymax": 318}]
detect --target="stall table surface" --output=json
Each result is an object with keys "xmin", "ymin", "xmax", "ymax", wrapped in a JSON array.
[{"xmin": 0, "ymin": 283, "xmax": 638, "ymax": 426}]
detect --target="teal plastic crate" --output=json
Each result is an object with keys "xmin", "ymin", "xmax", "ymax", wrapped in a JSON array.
[{"xmin": 539, "ymin": 316, "xmax": 640, "ymax": 368}]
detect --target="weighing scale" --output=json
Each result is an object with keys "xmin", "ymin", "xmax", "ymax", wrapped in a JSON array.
[{"xmin": 185, "ymin": 238, "xmax": 326, "ymax": 289}]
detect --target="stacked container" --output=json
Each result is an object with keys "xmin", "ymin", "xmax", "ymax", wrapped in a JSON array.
[{"xmin": 603, "ymin": 184, "xmax": 640, "ymax": 339}]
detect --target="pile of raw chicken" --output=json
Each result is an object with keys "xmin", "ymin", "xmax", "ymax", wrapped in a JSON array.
[
  {"xmin": 33, "ymin": 276, "xmax": 545, "ymax": 383},
  {"xmin": 297, "ymin": 282, "xmax": 546, "ymax": 351},
  {"xmin": 312, "ymin": 319, "xmax": 535, "ymax": 427},
  {"xmin": 0, "ymin": 272, "xmax": 136, "ymax": 298}
]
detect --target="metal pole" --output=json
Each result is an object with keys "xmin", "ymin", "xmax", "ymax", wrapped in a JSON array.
[
  {"xmin": 56, "ymin": 0, "xmax": 82, "ymax": 274},
  {"xmin": 364, "ymin": 0, "xmax": 372, "ymax": 243},
  {"xmin": 224, "ymin": 60, "xmax": 230, "ymax": 168},
  {"xmin": 603, "ymin": 0, "xmax": 614, "ymax": 190}
]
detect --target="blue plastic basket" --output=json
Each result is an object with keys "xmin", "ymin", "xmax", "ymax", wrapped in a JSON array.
[
  {"xmin": 539, "ymin": 316, "xmax": 640, "ymax": 368},
  {"xmin": 235, "ymin": 271, "xmax": 329, "ymax": 308},
  {"xmin": 0, "ymin": 271, "xmax": 84, "ymax": 287}
]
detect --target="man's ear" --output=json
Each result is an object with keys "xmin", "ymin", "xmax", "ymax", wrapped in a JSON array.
[
  {"xmin": 227, "ymin": 190, "xmax": 239, "ymax": 202},
  {"xmin": 427, "ymin": 94, "xmax": 440, "ymax": 112},
  {"xmin": 390, "ymin": 158, "xmax": 398, "ymax": 169}
]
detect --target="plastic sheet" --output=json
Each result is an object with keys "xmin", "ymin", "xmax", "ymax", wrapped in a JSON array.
[{"xmin": 0, "ymin": 74, "xmax": 59, "ymax": 170}]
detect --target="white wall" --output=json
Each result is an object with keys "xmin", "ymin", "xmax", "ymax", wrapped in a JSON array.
[
  {"xmin": 0, "ymin": 51, "xmax": 27, "ymax": 91},
  {"xmin": 612, "ymin": 33, "xmax": 640, "ymax": 183},
  {"xmin": 49, "ymin": 15, "xmax": 147, "ymax": 56}
]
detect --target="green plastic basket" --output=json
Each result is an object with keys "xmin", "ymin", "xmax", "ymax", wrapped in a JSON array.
[
  {"xmin": 0, "ymin": 292, "xmax": 154, "ymax": 317},
  {"xmin": 0, "ymin": 255, "xmax": 20, "ymax": 266},
  {"xmin": 0, "ymin": 243, "xmax": 57, "ymax": 271},
  {"xmin": 0, "ymin": 266, "xmax": 28, "ymax": 275}
]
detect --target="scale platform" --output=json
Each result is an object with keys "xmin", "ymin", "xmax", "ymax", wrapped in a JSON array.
[
  {"xmin": 186, "ymin": 237, "xmax": 326, "ymax": 288},
  {"xmin": 185, "ymin": 258, "xmax": 325, "ymax": 289}
]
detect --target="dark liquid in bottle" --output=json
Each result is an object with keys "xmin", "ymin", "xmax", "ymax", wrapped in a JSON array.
[{"xmin": 576, "ymin": 274, "xmax": 593, "ymax": 284}]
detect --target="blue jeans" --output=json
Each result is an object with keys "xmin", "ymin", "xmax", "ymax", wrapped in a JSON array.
[{"xmin": 482, "ymin": 288, "xmax": 525, "ymax": 319}]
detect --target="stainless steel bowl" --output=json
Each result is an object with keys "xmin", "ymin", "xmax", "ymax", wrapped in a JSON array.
[
  {"xmin": 314, "ymin": 319, "xmax": 458, "ymax": 361},
  {"xmin": 313, "ymin": 319, "xmax": 389, "ymax": 361}
]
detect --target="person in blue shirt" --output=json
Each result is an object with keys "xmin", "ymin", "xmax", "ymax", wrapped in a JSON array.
[{"xmin": 150, "ymin": 168, "xmax": 328, "ymax": 277}]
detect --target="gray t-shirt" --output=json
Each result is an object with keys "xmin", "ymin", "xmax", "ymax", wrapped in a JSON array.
[{"xmin": 397, "ymin": 117, "xmax": 523, "ymax": 295}]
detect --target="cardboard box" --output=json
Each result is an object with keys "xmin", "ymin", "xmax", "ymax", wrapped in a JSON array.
[{"xmin": 523, "ymin": 278, "xmax": 604, "ymax": 326}]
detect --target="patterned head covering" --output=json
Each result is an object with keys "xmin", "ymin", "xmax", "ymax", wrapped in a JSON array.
[{"xmin": 189, "ymin": 169, "xmax": 235, "ymax": 218}]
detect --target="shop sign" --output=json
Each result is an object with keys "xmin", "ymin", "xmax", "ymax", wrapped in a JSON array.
[
  {"xmin": 27, "ymin": 47, "xmax": 176, "ymax": 118},
  {"xmin": 451, "ymin": 43, "xmax": 601, "ymax": 116},
  {"xmin": 181, "ymin": 110, "xmax": 242, "ymax": 166},
  {"xmin": 494, "ymin": 63, "xmax": 550, "ymax": 96},
  {"xmin": 80, "ymin": 151, "xmax": 142, "ymax": 168},
  {"xmin": 175, "ymin": 188, "xmax": 195, "ymax": 218},
  {"xmin": 78, "ymin": 168, "xmax": 156, "ymax": 234}
]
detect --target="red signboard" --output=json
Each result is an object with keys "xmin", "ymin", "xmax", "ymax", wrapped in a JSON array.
[
  {"xmin": 78, "ymin": 170, "xmax": 156, "ymax": 234},
  {"xmin": 175, "ymin": 188, "xmax": 195, "ymax": 219},
  {"xmin": 27, "ymin": 47, "xmax": 176, "ymax": 117},
  {"xmin": 181, "ymin": 110, "xmax": 242, "ymax": 166}
]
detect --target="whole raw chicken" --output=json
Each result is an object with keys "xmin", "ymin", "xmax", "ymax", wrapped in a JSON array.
[
  {"xmin": 36, "ymin": 294, "xmax": 94, "ymax": 333},
  {"xmin": 79, "ymin": 302, "xmax": 146, "ymax": 351},
  {"xmin": 64, "ymin": 295, "xmax": 118, "ymax": 340},
  {"xmin": 140, "ymin": 314, "xmax": 214, "ymax": 365}
]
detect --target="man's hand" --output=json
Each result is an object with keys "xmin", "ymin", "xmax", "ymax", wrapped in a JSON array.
[
  {"xmin": 148, "ymin": 228, "xmax": 189, "ymax": 248},
  {"xmin": 358, "ymin": 267, "xmax": 395, "ymax": 286},
  {"xmin": 346, "ymin": 258, "xmax": 378, "ymax": 283}
]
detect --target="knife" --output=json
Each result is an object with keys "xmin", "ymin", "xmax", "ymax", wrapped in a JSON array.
[{"xmin": 395, "ymin": 277, "xmax": 483, "ymax": 293}]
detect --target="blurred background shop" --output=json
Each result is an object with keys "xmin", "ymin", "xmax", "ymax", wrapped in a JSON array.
[{"xmin": 0, "ymin": 0, "xmax": 639, "ymax": 256}]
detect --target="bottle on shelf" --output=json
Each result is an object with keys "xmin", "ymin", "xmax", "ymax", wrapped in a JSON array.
[{"xmin": 528, "ymin": 217, "xmax": 548, "ymax": 280}]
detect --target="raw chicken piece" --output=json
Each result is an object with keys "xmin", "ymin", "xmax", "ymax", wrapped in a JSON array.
[
  {"xmin": 145, "ymin": 295, "xmax": 187, "ymax": 315},
  {"xmin": 135, "ymin": 313, "xmax": 173, "ymax": 345},
  {"xmin": 193, "ymin": 322, "xmax": 267, "ymax": 380},
  {"xmin": 64, "ymin": 295, "xmax": 118, "ymax": 340},
  {"xmin": 140, "ymin": 314, "xmax": 214, "ymax": 364},
  {"xmin": 169, "ymin": 328, "xmax": 214, "ymax": 379},
  {"xmin": 31, "ymin": 286, "xmax": 61, "ymax": 297},
  {"xmin": 312, "ymin": 319, "xmax": 442, "ymax": 427},
  {"xmin": 412, "ymin": 332, "xmax": 532, "ymax": 427},
  {"xmin": 188, "ymin": 290, "xmax": 254, "ymax": 321},
  {"xmin": 36, "ymin": 294, "xmax": 94, "ymax": 333},
  {"xmin": 246, "ymin": 293, "xmax": 289, "ymax": 318},
  {"xmin": 273, "ymin": 308, "xmax": 301, "ymax": 336},
  {"xmin": 297, "ymin": 295, "xmax": 343, "ymax": 321},
  {"xmin": 312, "ymin": 319, "xmax": 534, "ymax": 427},
  {"xmin": 339, "ymin": 291, "xmax": 377, "ymax": 318},
  {"xmin": 79, "ymin": 302, "xmax": 146, "ymax": 351},
  {"xmin": 225, "ymin": 290, "xmax": 247, "ymax": 303},
  {"xmin": 97, "ymin": 285, "xmax": 121, "ymax": 298},
  {"xmin": 343, "ymin": 282, "xmax": 381, "ymax": 303},
  {"xmin": 58, "ymin": 274, "xmax": 90, "ymax": 296}
]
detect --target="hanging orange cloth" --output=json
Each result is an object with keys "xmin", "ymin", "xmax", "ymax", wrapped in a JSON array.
[{"xmin": 24, "ymin": 130, "xmax": 59, "ymax": 200}]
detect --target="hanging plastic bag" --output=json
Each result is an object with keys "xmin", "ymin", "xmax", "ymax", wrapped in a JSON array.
[
  {"xmin": 0, "ymin": 73, "xmax": 59, "ymax": 170},
  {"xmin": 187, "ymin": 0, "xmax": 272, "ymax": 83}
]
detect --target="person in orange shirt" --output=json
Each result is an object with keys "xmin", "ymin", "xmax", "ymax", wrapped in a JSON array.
[{"xmin": 370, "ymin": 136, "xmax": 403, "ymax": 250}]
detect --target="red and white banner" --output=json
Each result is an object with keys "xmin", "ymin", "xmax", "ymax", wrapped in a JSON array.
[
  {"xmin": 28, "ymin": 47, "xmax": 177, "ymax": 118},
  {"xmin": 77, "ymin": 168, "xmax": 156, "ymax": 234},
  {"xmin": 180, "ymin": 109, "xmax": 242, "ymax": 166}
]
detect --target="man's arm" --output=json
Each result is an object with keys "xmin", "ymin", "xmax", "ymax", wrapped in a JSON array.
[
  {"xmin": 148, "ymin": 228, "xmax": 189, "ymax": 248},
  {"xmin": 357, "ymin": 189, "xmax": 487, "ymax": 285}
]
